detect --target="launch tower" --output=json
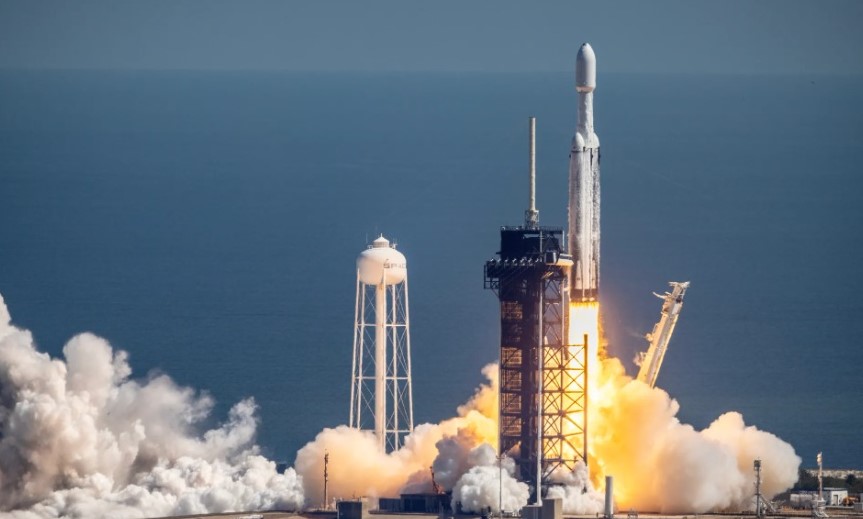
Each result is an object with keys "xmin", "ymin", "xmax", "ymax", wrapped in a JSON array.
[
  {"xmin": 485, "ymin": 118, "xmax": 587, "ymax": 497},
  {"xmin": 350, "ymin": 236, "xmax": 414, "ymax": 452}
]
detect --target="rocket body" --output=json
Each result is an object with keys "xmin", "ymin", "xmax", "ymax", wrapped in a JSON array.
[{"xmin": 568, "ymin": 43, "xmax": 600, "ymax": 302}]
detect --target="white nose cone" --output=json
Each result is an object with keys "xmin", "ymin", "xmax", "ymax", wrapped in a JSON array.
[{"xmin": 576, "ymin": 43, "xmax": 596, "ymax": 93}]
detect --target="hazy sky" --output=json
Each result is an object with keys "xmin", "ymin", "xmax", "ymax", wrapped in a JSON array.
[{"xmin": 1, "ymin": 0, "xmax": 861, "ymax": 74}]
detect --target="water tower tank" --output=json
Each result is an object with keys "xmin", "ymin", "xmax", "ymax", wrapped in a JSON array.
[{"xmin": 357, "ymin": 236, "xmax": 407, "ymax": 285}]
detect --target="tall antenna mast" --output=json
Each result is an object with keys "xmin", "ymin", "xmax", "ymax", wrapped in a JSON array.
[
  {"xmin": 814, "ymin": 452, "xmax": 828, "ymax": 518},
  {"xmin": 525, "ymin": 116, "xmax": 539, "ymax": 228},
  {"xmin": 754, "ymin": 459, "xmax": 763, "ymax": 519},
  {"xmin": 324, "ymin": 451, "xmax": 329, "ymax": 510},
  {"xmin": 753, "ymin": 458, "xmax": 778, "ymax": 517},
  {"xmin": 817, "ymin": 452, "xmax": 823, "ymax": 502}
]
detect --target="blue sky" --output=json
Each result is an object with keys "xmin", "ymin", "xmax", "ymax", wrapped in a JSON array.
[{"xmin": 1, "ymin": 1, "xmax": 861, "ymax": 74}]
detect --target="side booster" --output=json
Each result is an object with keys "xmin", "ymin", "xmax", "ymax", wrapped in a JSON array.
[{"xmin": 568, "ymin": 43, "xmax": 601, "ymax": 302}]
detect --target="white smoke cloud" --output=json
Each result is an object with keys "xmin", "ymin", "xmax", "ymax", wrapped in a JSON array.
[
  {"xmin": 0, "ymin": 293, "xmax": 303, "ymax": 518},
  {"xmin": 0, "ymin": 290, "xmax": 802, "ymax": 518},
  {"xmin": 294, "ymin": 364, "xmax": 502, "ymax": 506},
  {"xmin": 588, "ymin": 357, "xmax": 801, "ymax": 514},
  {"xmin": 546, "ymin": 463, "xmax": 604, "ymax": 515},
  {"xmin": 451, "ymin": 444, "xmax": 529, "ymax": 513}
]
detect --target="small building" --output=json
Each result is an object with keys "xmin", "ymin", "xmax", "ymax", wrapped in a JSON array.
[
  {"xmin": 542, "ymin": 497, "xmax": 562, "ymax": 519},
  {"xmin": 790, "ymin": 492, "xmax": 817, "ymax": 509},
  {"xmin": 400, "ymin": 493, "xmax": 451, "ymax": 513},
  {"xmin": 522, "ymin": 504, "xmax": 542, "ymax": 519},
  {"xmin": 378, "ymin": 498, "xmax": 402, "ymax": 513},
  {"xmin": 377, "ymin": 493, "xmax": 451, "ymax": 514},
  {"xmin": 337, "ymin": 499, "xmax": 368, "ymax": 519},
  {"xmin": 823, "ymin": 488, "xmax": 848, "ymax": 506},
  {"xmin": 522, "ymin": 498, "xmax": 562, "ymax": 519}
]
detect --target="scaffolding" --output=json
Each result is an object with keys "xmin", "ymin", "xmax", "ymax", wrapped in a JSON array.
[{"xmin": 485, "ymin": 226, "xmax": 587, "ymax": 495}]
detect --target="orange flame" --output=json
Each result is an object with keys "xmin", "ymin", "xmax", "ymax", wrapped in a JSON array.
[{"xmin": 566, "ymin": 301, "xmax": 622, "ymax": 493}]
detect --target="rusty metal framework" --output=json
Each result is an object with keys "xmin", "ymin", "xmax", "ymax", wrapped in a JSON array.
[
  {"xmin": 485, "ymin": 226, "xmax": 587, "ymax": 495},
  {"xmin": 542, "ymin": 298, "xmax": 587, "ymax": 478}
]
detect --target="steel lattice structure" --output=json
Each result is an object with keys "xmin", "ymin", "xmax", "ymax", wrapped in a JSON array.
[
  {"xmin": 485, "ymin": 226, "xmax": 587, "ymax": 495},
  {"xmin": 350, "ymin": 237, "xmax": 414, "ymax": 452},
  {"xmin": 541, "ymin": 295, "xmax": 587, "ymax": 478}
]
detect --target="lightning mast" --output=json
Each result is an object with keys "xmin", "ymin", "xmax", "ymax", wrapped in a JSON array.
[{"xmin": 753, "ymin": 459, "xmax": 776, "ymax": 517}]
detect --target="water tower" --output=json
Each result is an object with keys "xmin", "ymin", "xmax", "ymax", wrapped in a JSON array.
[{"xmin": 349, "ymin": 236, "xmax": 414, "ymax": 452}]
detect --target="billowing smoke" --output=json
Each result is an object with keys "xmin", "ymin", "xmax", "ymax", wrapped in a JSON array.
[
  {"xmin": 452, "ymin": 445, "xmax": 529, "ymax": 513},
  {"xmin": 0, "ymin": 289, "xmax": 802, "ymax": 518},
  {"xmin": 546, "ymin": 463, "xmax": 604, "ymax": 514},
  {"xmin": 0, "ymin": 292, "xmax": 528, "ymax": 518},
  {"xmin": 294, "ymin": 364, "xmax": 529, "ymax": 512},
  {"xmin": 0, "ymin": 293, "xmax": 303, "ymax": 518},
  {"xmin": 587, "ymin": 357, "xmax": 801, "ymax": 514}
]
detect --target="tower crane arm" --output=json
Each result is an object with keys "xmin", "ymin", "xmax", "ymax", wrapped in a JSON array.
[{"xmin": 635, "ymin": 282, "xmax": 690, "ymax": 388}]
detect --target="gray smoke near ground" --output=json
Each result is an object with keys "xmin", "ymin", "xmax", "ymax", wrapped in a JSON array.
[{"xmin": 0, "ymin": 293, "xmax": 303, "ymax": 519}]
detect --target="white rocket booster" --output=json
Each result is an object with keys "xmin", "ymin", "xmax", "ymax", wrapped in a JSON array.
[{"xmin": 568, "ymin": 43, "xmax": 600, "ymax": 302}]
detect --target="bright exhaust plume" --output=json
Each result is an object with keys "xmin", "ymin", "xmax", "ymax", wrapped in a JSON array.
[
  {"xmin": 565, "ymin": 301, "xmax": 800, "ymax": 514},
  {"xmin": 0, "ymin": 291, "xmax": 801, "ymax": 517}
]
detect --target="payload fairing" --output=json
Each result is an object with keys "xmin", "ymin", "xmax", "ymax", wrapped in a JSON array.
[{"xmin": 568, "ymin": 43, "xmax": 601, "ymax": 302}]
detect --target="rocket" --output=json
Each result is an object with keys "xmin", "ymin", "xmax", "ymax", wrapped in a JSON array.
[{"xmin": 568, "ymin": 43, "xmax": 600, "ymax": 302}]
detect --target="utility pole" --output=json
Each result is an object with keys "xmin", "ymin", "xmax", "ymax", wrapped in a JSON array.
[
  {"xmin": 817, "ymin": 452, "xmax": 823, "ymax": 504},
  {"xmin": 499, "ymin": 454, "xmax": 504, "ymax": 518},
  {"xmin": 324, "ymin": 451, "xmax": 329, "ymax": 510},
  {"xmin": 813, "ymin": 452, "xmax": 828, "ymax": 519},
  {"xmin": 754, "ymin": 459, "xmax": 763, "ymax": 519}
]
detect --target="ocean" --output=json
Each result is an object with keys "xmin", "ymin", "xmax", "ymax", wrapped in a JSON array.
[{"xmin": 0, "ymin": 70, "xmax": 860, "ymax": 469}]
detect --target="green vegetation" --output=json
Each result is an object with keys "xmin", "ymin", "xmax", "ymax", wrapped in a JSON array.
[{"xmin": 792, "ymin": 469, "xmax": 863, "ymax": 494}]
